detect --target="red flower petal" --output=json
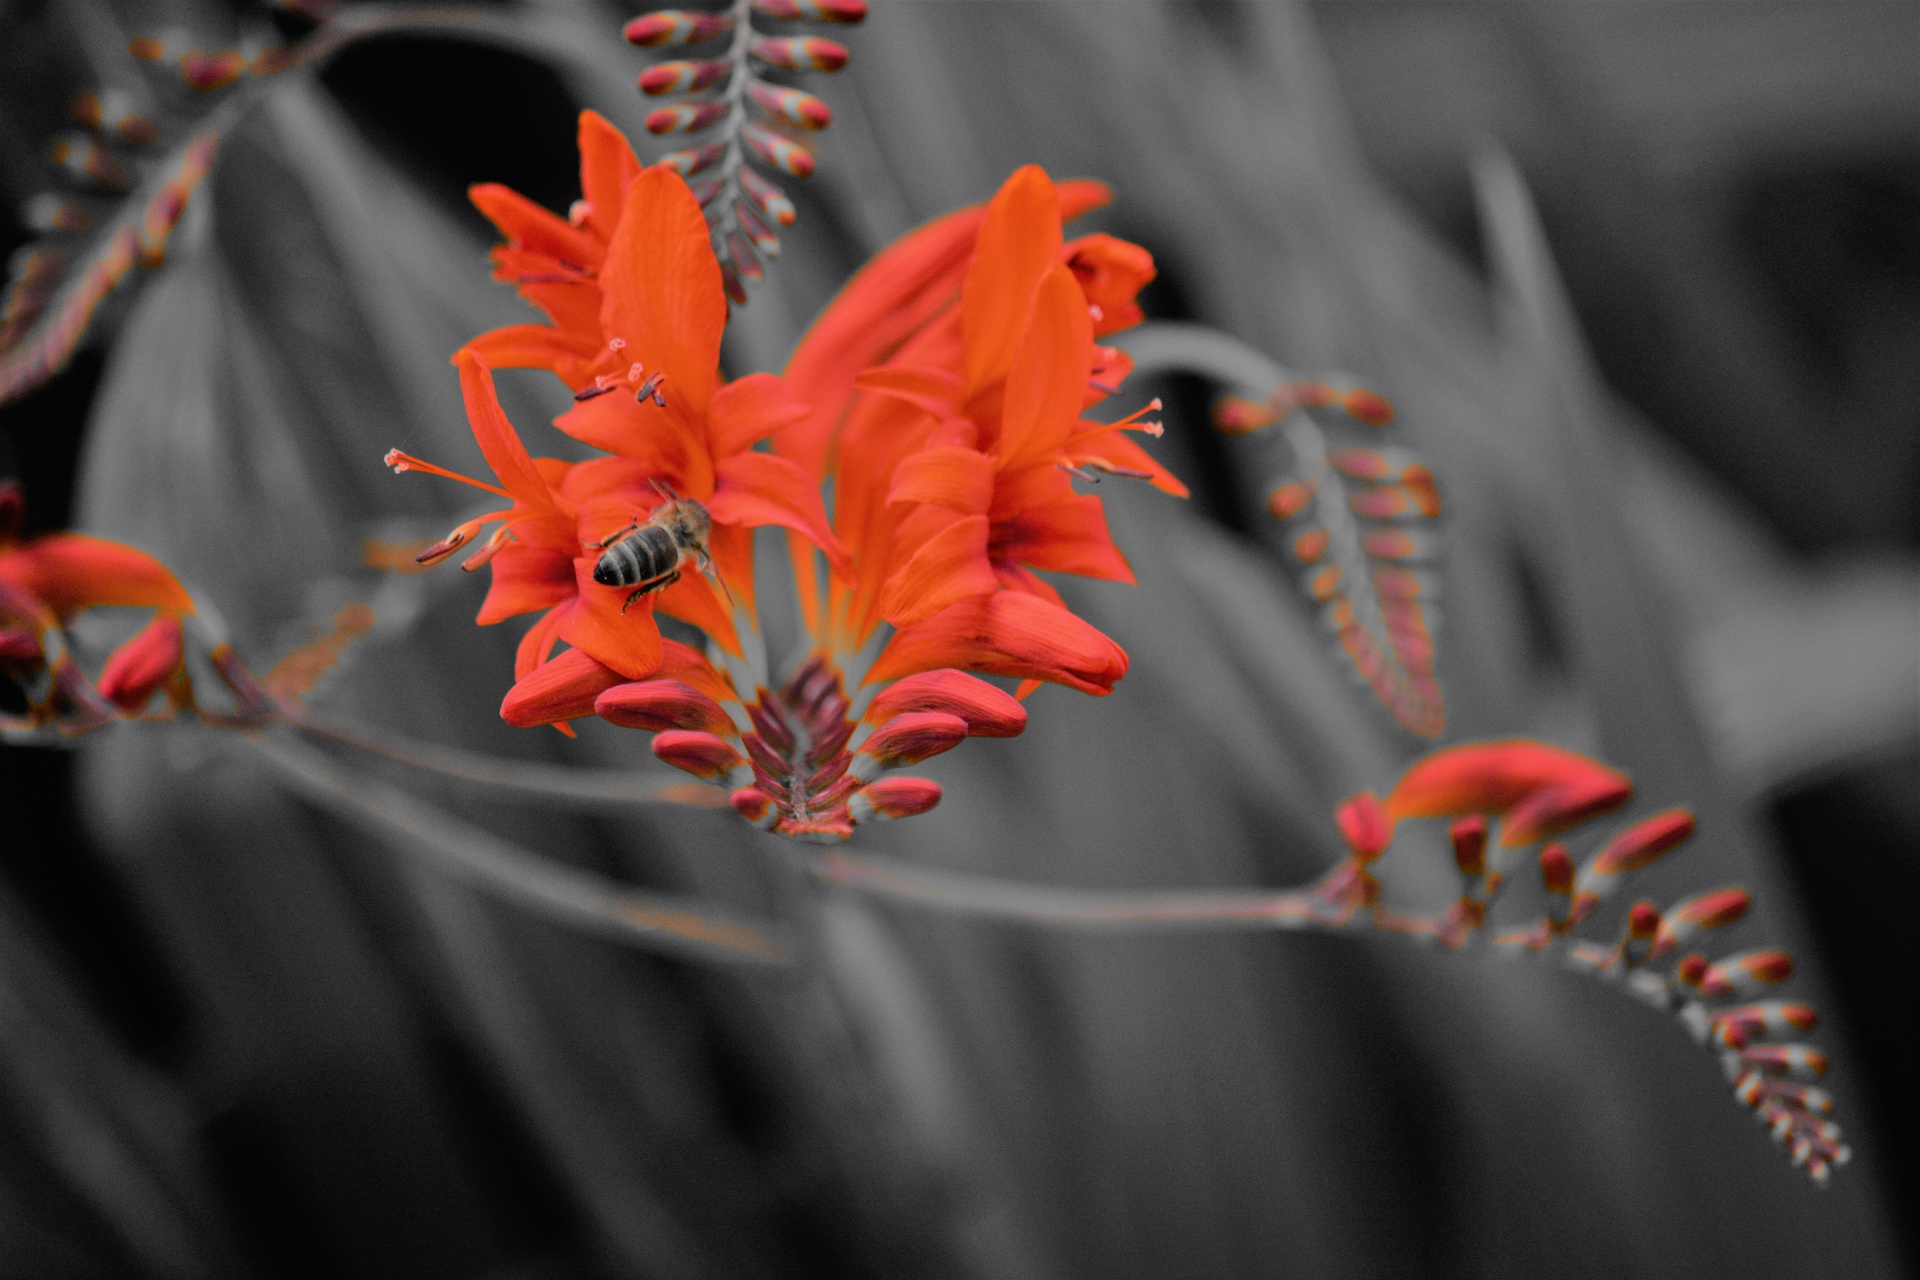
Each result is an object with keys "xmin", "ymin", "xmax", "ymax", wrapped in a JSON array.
[
  {"xmin": 1385, "ymin": 740, "xmax": 1634, "ymax": 846},
  {"xmin": 470, "ymin": 182, "xmax": 603, "ymax": 271},
  {"xmin": 878, "ymin": 513, "xmax": 997, "ymax": 626},
  {"xmin": 888, "ymin": 445, "xmax": 994, "ymax": 513},
  {"xmin": 476, "ymin": 545, "xmax": 575, "ymax": 625},
  {"xmin": 708, "ymin": 372, "xmax": 809, "ymax": 458},
  {"xmin": 0, "ymin": 534, "xmax": 193, "ymax": 619},
  {"xmin": 455, "ymin": 350, "xmax": 567, "ymax": 514},
  {"xmin": 963, "ymin": 166, "xmax": 1065, "ymax": 395},
  {"xmin": 594, "ymin": 677, "xmax": 734, "ymax": 736},
  {"xmin": 706, "ymin": 451, "xmax": 850, "ymax": 571},
  {"xmin": 500, "ymin": 645, "xmax": 625, "ymax": 726},
  {"xmin": 576, "ymin": 110, "xmax": 641, "ymax": 242},
  {"xmin": 997, "ymin": 264, "xmax": 1093, "ymax": 467},
  {"xmin": 598, "ymin": 167, "xmax": 725, "ymax": 423},
  {"xmin": 557, "ymin": 556, "xmax": 664, "ymax": 680},
  {"xmin": 867, "ymin": 590, "xmax": 1128, "ymax": 696},
  {"xmin": 1064, "ymin": 232, "xmax": 1155, "ymax": 337},
  {"xmin": 862, "ymin": 668, "xmax": 1026, "ymax": 737}
]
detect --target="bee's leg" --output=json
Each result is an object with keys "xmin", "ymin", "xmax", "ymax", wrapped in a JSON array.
[
  {"xmin": 620, "ymin": 570, "xmax": 680, "ymax": 614},
  {"xmin": 587, "ymin": 522, "xmax": 639, "ymax": 550}
]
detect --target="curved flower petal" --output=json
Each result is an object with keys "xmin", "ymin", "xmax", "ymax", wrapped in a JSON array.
[
  {"xmin": 709, "ymin": 372, "xmax": 809, "ymax": 458},
  {"xmin": 1065, "ymin": 232, "xmax": 1155, "ymax": 336},
  {"xmin": 962, "ymin": 165, "xmax": 1065, "ymax": 395},
  {"xmin": 500, "ymin": 644, "xmax": 625, "ymax": 726},
  {"xmin": 475, "ymin": 545, "xmax": 575, "ymax": 625},
  {"xmin": 577, "ymin": 110, "xmax": 642, "ymax": 242},
  {"xmin": 707, "ymin": 451, "xmax": 850, "ymax": 572},
  {"xmin": 465, "ymin": 323, "xmax": 601, "ymax": 380},
  {"xmin": 997, "ymin": 265, "xmax": 1093, "ymax": 467},
  {"xmin": 456, "ymin": 350, "xmax": 567, "ymax": 514},
  {"xmin": 0, "ymin": 534, "xmax": 194, "ymax": 619},
  {"xmin": 867, "ymin": 590, "xmax": 1128, "ymax": 696},
  {"xmin": 598, "ymin": 167, "xmax": 725, "ymax": 424},
  {"xmin": 997, "ymin": 491, "xmax": 1134, "ymax": 583},
  {"xmin": 887, "ymin": 446, "xmax": 994, "ymax": 513},
  {"xmin": 781, "ymin": 177, "xmax": 1110, "ymax": 477},
  {"xmin": 853, "ymin": 366, "xmax": 964, "ymax": 422},
  {"xmin": 1385, "ymin": 740, "xmax": 1634, "ymax": 845},
  {"xmin": 879, "ymin": 514, "xmax": 997, "ymax": 626},
  {"xmin": 557, "ymin": 557, "xmax": 664, "ymax": 680},
  {"xmin": 470, "ymin": 182, "xmax": 603, "ymax": 271}
]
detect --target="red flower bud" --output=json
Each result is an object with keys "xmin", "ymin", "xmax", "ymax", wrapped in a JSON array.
[
  {"xmin": 859, "ymin": 711, "xmax": 968, "ymax": 769},
  {"xmin": 595, "ymin": 679, "xmax": 734, "ymax": 737},
  {"xmin": 96, "ymin": 613, "xmax": 183, "ymax": 711}
]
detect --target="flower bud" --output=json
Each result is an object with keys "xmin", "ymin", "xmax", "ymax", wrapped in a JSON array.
[
  {"xmin": 596, "ymin": 678, "xmax": 734, "ymax": 736},
  {"xmin": 96, "ymin": 613, "xmax": 183, "ymax": 711},
  {"xmin": 653, "ymin": 729, "xmax": 746, "ymax": 781}
]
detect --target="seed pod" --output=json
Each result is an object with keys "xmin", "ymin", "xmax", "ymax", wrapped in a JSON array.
[
  {"xmin": 639, "ymin": 58, "xmax": 731, "ymax": 95},
  {"xmin": 646, "ymin": 100, "xmax": 730, "ymax": 135},
  {"xmin": 747, "ymin": 80, "xmax": 833, "ymax": 129},
  {"xmin": 740, "ymin": 122, "xmax": 815, "ymax": 176},
  {"xmin": 738, "ymin": 168, "xmax": 797, "ymax": 226},
  {"xmin": 658, "ymin": 141, "xmax": 728, "ymax": 177},
  {"xmin": 748, "ymin": 35, "xmax": 849, "ymax": 71},
  {"xmin": 752, "ymin": 0, "xmax": 867, "ymax": 22},
  {"xmin": 625, "ymin": 9, "xmax": 735, "ymax": 46}
]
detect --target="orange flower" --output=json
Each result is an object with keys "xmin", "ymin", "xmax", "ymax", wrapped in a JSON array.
[
  {"xmin": 783, "ymin": 164, "xmax": 1185, "ymax": 696},
  {"xmin": 0, "ymin": 479, "xmax": 195, "ymax": 729},
  {"xmin": 392, "ymin": 159, "xmax": 845, "ymax": 720},
  {"xmin": 405, "ymin": 119, "xmax": 1184, "ymax": 841}
]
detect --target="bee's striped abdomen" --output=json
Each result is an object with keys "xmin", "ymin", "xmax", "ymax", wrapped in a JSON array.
[{"xmin": 594, "ymin": 525, "xmax": 681, "ymax": 588}]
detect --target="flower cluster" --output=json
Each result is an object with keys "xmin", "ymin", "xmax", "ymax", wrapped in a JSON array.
[
  {"xmin": 1314, "ymin": 740, "xmax": 1847, "ymax": 1184},
  {"xmin": 390, "ymin": 115, "xmax": 1182, "ymax": 840},
  {"xmin": 0, "ymin": 479, "xmax": 196, "ymax": 732}
]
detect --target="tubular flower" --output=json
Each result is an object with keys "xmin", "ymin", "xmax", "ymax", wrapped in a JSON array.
[
  {"xmin": 782, "ymin": 163, "xmax": 1187, "ymax": 698},
  {"xmin": 404, "ymin": 117, "xmax": 1184, "ymax": 840},
  {"xmin": 0, "ymin": 479, "xmax": 196, "ymax": 731},
  {"xmin": 390, "ymin": 164, "xmax": 849, "ymax": 719}
]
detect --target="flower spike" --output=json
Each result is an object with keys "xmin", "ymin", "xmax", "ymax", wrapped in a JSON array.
[{"xmin": 617, "ymin": 0, "xmax": 864, "ymax": 300}]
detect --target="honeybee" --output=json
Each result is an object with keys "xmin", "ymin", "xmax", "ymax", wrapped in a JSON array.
[{"xmin": 590, "ymin": 486, "xmax": 717, "ymax": 612}]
